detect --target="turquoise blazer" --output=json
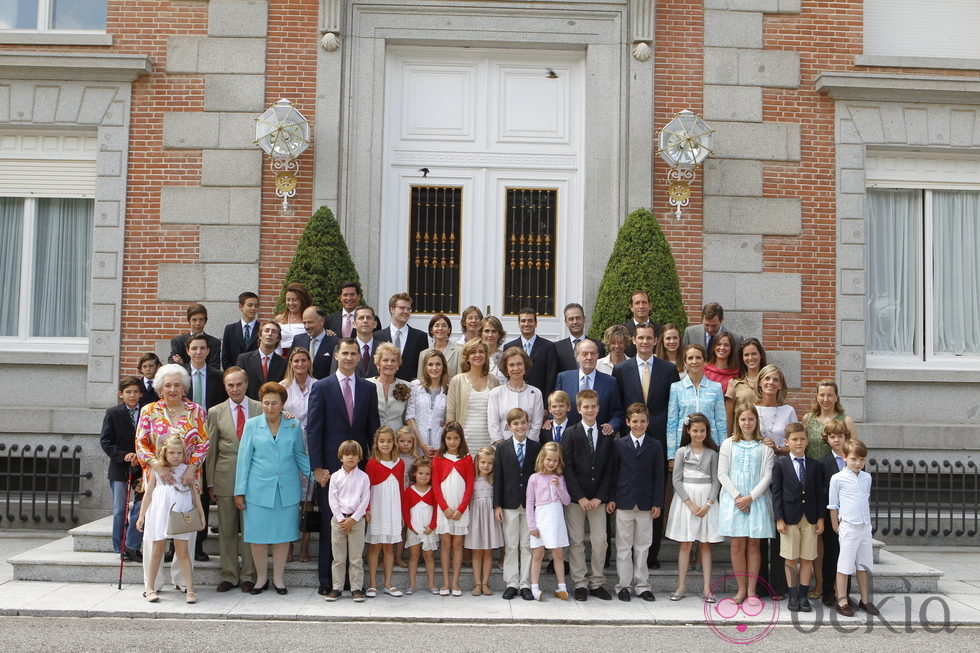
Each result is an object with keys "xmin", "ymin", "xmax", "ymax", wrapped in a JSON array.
[{"xmin": 234, "ymin": 414, "xmax": 312, "ymax": 508}]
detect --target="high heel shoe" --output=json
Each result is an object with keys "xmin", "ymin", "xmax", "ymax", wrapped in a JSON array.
[
  {"xmin": 273, "ymin": 584, "xmax": 288, "ymax": 595},
  {"xmin": 250, "ymin": 581, "xmax": 269, "ymax": 595}
]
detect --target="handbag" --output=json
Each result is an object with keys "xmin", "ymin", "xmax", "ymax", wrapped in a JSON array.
[
  {"xmin": 301, "ymin": 474, "xmax": 321, "ymax": 533},
  {"xmin": 167, "ymin": 484, "xmax": 203, "ymax": 535}
]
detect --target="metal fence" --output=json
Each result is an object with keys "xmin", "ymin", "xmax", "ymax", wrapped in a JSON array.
[
  {"xmin": 867, "ymin": 457, "xmax": 979, "ymax": 540},
  {"xmin": 0, "ymin": 444, "xmax": 93, "ymax": 525}
]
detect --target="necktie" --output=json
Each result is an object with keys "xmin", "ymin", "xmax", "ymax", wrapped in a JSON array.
[
  {"xmin": 836, "ymin": 455, "xmax": 845, "ymax": 471},
  {"xmin": 130, "ymin": 408, "xmax": 138, "ymax": 427},
  {"xmin": 193, "ymin": 370, "xmax": 203, "ymax": 406},
  {"xmin": 634, "ymin": 438, "xmax": 641, "ymax": 455},
  {"xmin": 796, "ymin": 457, "xmax": 806, "ymax": 483},
  {"xmin": 516, "ymin": 441, "xmax": 525, "ymax": 467},
  {"xmin": 244, "ymin": 322, "xmax": 251, "ymax": 343},
  {"xmin": 146, "ymin": 379, "xmax": 152, "ymax": 392},
  {"xmin": 705, "ymin": 332, "xmax": 712, "ymax": 350},
  {"xmin": 524, "ymin": 341, "xmax": 532, "ymax": 355},
  {"xmin": 361, "ymin": 344, "xmax": 370, "ymax": 373},
  {"xmin": 586, "ymin": 426, "xmax": 595, "ymax": 457},
  {"xmin": 572, "ymin": 338, "xmax": 580, "ymax": 354},
  {"xmin": 394, "ymin": 328, "xmax": 402, "ymax": 351},
  {"xmin": 343, "ymin": 313, "xmax": 353, "ymax": 338},
  {"xmin": 310, "ymin": 336, "xmax": 319, "ymax": 360},
  {"xmin": 553, "ymin": 425, "xmax": 562, "ymax": 443},
  {"xmin": 640, "ymin": 360, "xmax": 650, "ymax": 401},
  {"xmin": 235, "ymin": 404, "xmax": 245, "ymax": 440},
  {"xmin": 343, "ymin": 376, "xmax": 354, "ymax": 424},
  {"xmin": 581, "ymin": 375, "xmax": 591, "ymax": 391},
  {"xmin": 262, "ymin": 355, "xmax": 269, "ymax": 380}
]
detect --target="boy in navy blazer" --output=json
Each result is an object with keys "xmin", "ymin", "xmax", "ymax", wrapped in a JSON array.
[
  {"xmin": 607, "ymin": 402, "xmax": 664, "ymax": 602},
  {"xmin": 772, "ymin": 422, "xmax": 825, "ymax": 612}
]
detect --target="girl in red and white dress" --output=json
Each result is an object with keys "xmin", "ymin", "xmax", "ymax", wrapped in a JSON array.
[
  {"xmin": 432, "ymin": 421, "xmax": 474, "ymax": 596},
  {"xmin": 402, "ymin": 458, "xmax": 438, "ymax": 594},
  {"xmin": 365, "ymin": 426, "xmax": 405, "ymax": 598}
]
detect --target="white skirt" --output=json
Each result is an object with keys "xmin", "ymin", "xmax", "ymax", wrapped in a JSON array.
[
  {"xmin": 665, "ymin": 482, "xmax": 723, "ymax": 544},
  {"xmin": 406, "ymin": 500, "xmax": 438, "ymax": 551},
  {"xmin": 529, "ymin": 501, "xmax": 569, "ymax": 549},
  {"xmin": 436, "ymin": 468, "xmax": 470, "ymax": 535}
]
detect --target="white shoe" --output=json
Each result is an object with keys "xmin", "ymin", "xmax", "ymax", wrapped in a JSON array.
[
  {"xmin": 532, "ymin": 588, "xmax": 543, "ymax": 601},
  {"xmin": 365, "ymin": 587, "xmax": 377, "ymax": 598},
  {"xmin": 383, "ymin": 586, "xmax": 403, "ymax": 597}
]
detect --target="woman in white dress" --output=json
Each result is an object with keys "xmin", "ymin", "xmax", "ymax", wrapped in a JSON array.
[
  {"xmin": 274, "ymin": 282, "xmax": 312, "ymax": 354},
  {"xmin": 446, "ymin": 340, "xmax": 499, "ymax": 451},
  {"xmin": 487, "ymin": 347, "xmax": 544, "ymax": 444},
  {"xmin": 407, "ymin": 350, "xmax": 449, "ymax": 457},
  {"xmin": 370, "ymin": 343, "xmax": 411, "ymax": 431},
  {"xmin": 479, "ymin": 316, "xmax": 508, "ymax": 384},
  {"xmin": 281, "ymin": 346, "xmax": 316, "ymax": 562},
  {"xmin": 417, "ymin": 313, "xmax": 462, "ymax": 379}
]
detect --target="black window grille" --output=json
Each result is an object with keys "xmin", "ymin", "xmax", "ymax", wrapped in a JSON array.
[
  {"xmin": 504, "ymin": 188, "xmax": 557, "ymax": 316},
  {"xmin": 408, "ymin": 186, "xmax": 462, "ymax": 315}
]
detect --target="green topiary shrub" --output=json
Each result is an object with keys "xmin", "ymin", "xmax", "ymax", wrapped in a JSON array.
[
  {"xmin": 278, "ymin": 206, "xmax": 364, "ymax": 315},
  {"xmin": 588, "ymin": 207, "xmax": 687, "ymax": 340}
]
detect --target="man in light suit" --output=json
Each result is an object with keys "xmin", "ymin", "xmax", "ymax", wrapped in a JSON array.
[
  {"xmin": 503, "ymin": 307, "xmax": 558, "ymax": 398},
  {"xmin": 307, "ymin": 338, "xmax": 380, "ymax": 595},
  {"xmin": 169, "ymin": 303, "xmax": 222, "ymax": 368},
  {"xmin": 555, "ymin": 339, "xmax": 623, "ymax": 434},
  {"xmin": 324, "ymin": 282, "xmax": 381, "ymax": 337},
  {"xmin": 292, "ymin": 306, "xmax": 337, "ymax": 379},
  {"xmin": 555, "ymin": 303, "xmax": 605, "ymax": 373},
  {"xmin": 375, "ymin": 292, "xmax": 429, "ymax": 381},
  {"xmin": 612, "ymin": 322, "xmax": 679, "ymax": 569},
  {"xmin": 206, "ymin": 367, "xmax": 260, "ymax": 593},
  {"xmin": 682, "ymin": 302, "xmax": 743, "ymax": 354},
  {"xmin": 236, "ymin": 321, "xmax": 287, "ymax": 399},
  {"xmin": 221, "ymin": 292, "xmax": 259, "ymax": 369}
]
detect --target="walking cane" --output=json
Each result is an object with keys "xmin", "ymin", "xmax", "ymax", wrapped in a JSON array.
[{"xmin": 117, "ymin": 466, "xmax": 134, "ymax": 590}]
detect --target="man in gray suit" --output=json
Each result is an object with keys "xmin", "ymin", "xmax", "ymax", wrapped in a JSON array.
[
  {"xmin": 205, "ymin": 367, "xmax": 260, "ymax": 593},
  {"xmin": 682, "ymin": 302, "xmax": 742, "ymax": 354}
]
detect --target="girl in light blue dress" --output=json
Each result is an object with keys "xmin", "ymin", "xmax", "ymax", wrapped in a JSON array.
[{"xmin": 718, "ymin": 403, "xmax": 774, "ymax": 603}]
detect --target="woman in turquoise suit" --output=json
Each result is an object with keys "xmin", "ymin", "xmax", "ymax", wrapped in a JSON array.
[{"xmin": 235, "ymin": 381, "xmax": 311, "ymax": 595}]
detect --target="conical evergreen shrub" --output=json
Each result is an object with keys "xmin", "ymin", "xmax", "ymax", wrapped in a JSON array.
[
  {"xmin": 278, "ymin": 206, "xmax": 364, "ymax": 315},
  {"xmin": 588, "ymin": 207, "xmax": 687, "ymax": 340}
]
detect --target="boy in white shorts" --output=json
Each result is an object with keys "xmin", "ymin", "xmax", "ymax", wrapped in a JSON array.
[{"xmin": 827, "ymin": 439, "xmax": 877, "ymax": 617}]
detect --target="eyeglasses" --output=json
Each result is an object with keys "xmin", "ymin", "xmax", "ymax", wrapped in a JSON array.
[{"xmin": 715, "ymin": 596, "xmax": 767, "ymax": 619}]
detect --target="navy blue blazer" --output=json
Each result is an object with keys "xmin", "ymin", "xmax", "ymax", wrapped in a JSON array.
[
  {"xmin": 612, "ymin": 356, "xmax": 679, "ymax": 446},
  {"xmin": 772, "ymin": 454, "xmax": 825, "ymax": 525},
  {"xmin": 138, "ymin": 377, "xmax": 158, "ymax": 408},
  {"xmin": 236, "ymin": 350, "xmax": 287, "ymax": 400},
  {"xmin": 560, "ymin": 422, "xmax": 615, "ymax": 503},
  {"xmin": 306, "ymin": 373, "xmax": 380, "ymax": 473},
  {"xmin": 221, "ymin": 321, "xmax": 258, "ymax": 370},
  {"xmin": 233, "ymin": 415, "xmax": 311, "ymax": 508},
  {"xmin": 292, "ymin": 332, "xmax": 338, "ymax": 380},
  {"xmin": 608, "ymin": 435, "xmax": 665, "ymax": 512},
  {"xmin": 99, "ymin": 403, "xmax": 139, "ymax": 482},
  {"xmin": 554, "ymin": 369, "xmax": 624, "ymax": 432},
  {"xmin": 492, "ymin": 437, "xmax": 540, "ymax": 510}
]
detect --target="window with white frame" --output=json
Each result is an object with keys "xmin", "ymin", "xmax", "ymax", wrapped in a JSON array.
[
  {"xmin": 864, "ymin": 0, "xmax": 980, "ymax": 60},
  {"xmin": 0, "ymin": 131, "xmax": 96, "ymax": 349},
  {"xmin": 866, "ymin": 154, "xmax": 980, "ymax": 365},
  {"xmin": 0, "ymin": 0, "xmax": 106, "ymax": 32}
]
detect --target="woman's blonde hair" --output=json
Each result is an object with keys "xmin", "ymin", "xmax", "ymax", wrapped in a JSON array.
[
  {"xmin": 370, "ymin": 425, "xmax": 397, "ymax": 462},
  {"xmin": 155, "ymin": 434, "xmax": 186, "ymax": 467},
  {"xmin": 374, "ymin": 342, "xmax": 402, "ymax": 369},
  {"xmin": 395, "ymin": 425, "xmax": 419, "ymax": 460},
  {"xmin": 474, "ymin": 446, "xmax": 496, "ymax": 484},
  {"xmin": 534, "ymin": 441, "xmax": 564, "ymax": 475},
  {"xmin": 755, "ymin": 364, "xmax": 787, "ymax": 404}
]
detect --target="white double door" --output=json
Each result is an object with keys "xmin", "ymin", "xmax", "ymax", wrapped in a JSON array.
[{"xmin": 380, "ymin": 45, "xmax": 585, "ymax": 337}]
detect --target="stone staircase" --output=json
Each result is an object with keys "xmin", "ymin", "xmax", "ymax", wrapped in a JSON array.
[{"xmin": 9, "ymin": 516, "xmax": 943, "ymax": 594}]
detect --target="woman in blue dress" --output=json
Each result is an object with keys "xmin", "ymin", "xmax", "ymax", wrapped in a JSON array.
[
  {"xmin": 235, "ymin": 381, "xmax": 311, "ymax": 595},
  {"xmin": 666, "ymin": 344, "xmax": 727, "ymax": 460},
  {"xmin": 717, "ymin": 402, "xmax": 774, "ymax": 604}
]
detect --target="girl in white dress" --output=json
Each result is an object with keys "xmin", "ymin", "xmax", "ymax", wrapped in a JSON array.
[
  {"xmin": 403, "ymin": 458, "xmax": 438, "ymax": 595},
  {"xmin": 665, "ymin": 413, "xmax": 723, "ymax": 603},
  {"xmin": 527, "ymin": 442, "xmax": 571, "ymax": 601},
  {"xmin": 136, "ymin": 434, "xmax": 204, "ymax": 604},
  {"xmin": 433, "ymin": 422, "xmax": 474, "ymax": 596},
  {"xmin": 365, "ymin": 426, "xmax": 405, "ymax": 598}
]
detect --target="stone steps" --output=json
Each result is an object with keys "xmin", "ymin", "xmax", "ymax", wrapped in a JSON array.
[{"xmin": 10, "ymin": 517, "xmax": 937, "ymax": 593}]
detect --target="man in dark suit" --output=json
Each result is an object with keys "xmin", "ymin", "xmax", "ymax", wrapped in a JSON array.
[
  {"xmin": 622, "ymin": 291, "xmax": 660, "ymax": 358},
  {"xmin": 375, "ymin": 292, "xmax": 428, "ymax": 381},
  {"xmin": 492, "ymin": 410, "xmax": 541, "ymax": 601},
  {"xmin": 336, "ymin": 306, "xmax": 383, "ymax": 378},
  {"xmin": 236, "ymin": 321, "xmax": 287, "ymax": 399},
  {"xmin": 555, "ymin": 340, "xmax": 623, "ymax": 433},
  {"xmin": 772, "ymin": 425, "xmax": 826, "ymax": 612},
  {"xmin": 682, "ymin": 302, "xmax": 743, "ymax": 354},
  {"xmin": 324, "ymin": 282, "xmax": 381, "ymax": 337},
  {"xmin": 221, "ymin": 291, "xmax": 259, "ymax": 369},
  {"xmin": 561, "ymin": 389, "xmax": 615, "ymax": 601},
  {"xmin": 503, "ymin": 307, "xmax": 558, "ymax": 398},
  {"xmin": 555, "ymin": 303, "xmax": 606, "ymax": 373},
  {"xmin": 136, "ymin": 353, "xmax": 161, "ymax": 407},
  {"xmin": 99, "ymin": 376, "xmax": 144, "ymax": 561},
  {"xmin": 169, "ymin": 303, "xmax": 222, "ymax": 368},
  {"xmin": 307, "ymin": 338, "xmax": 381, "ymax": 595},
  {"xmin": 292, "ymin": 306, "xmax": 337, "ymax": 379},
  {"xmin": 612, "ymin": 322, "xmax": 679, "ymax": 569},
  {"xmin": 607, "ymin": 403, "xmax": 664, "ymax": 602}
]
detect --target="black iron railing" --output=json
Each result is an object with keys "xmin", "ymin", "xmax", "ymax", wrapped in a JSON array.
[
  {"xmin": 867, "ymin": 457, "xmax": 979, "ymax": 539},
  {"xmin": 0, "ymin": 444, "xmax": 93, "ymax": 525}
]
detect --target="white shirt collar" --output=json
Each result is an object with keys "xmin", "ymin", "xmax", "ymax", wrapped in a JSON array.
[
  {"xmin": 630, "ymin": 433, "xmax": 645, "ymax": 447},
  {"xmin": 579, "ymin": 369, "xmax": 596, "ymax": 383},
  {"xmin": 521, "ymin": 335, "xmax": 537, "ymax": 348}
]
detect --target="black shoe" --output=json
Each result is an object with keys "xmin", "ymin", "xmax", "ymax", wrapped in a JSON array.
[
  {"xmin": 164, "ymin": 547, "xmax": 174, "ymax": 563},
  {"xmin": 788, "ymin": 587, "xmax": 800, "ymax": 612},
  {"xmin": 274, "ymin": 585, "xmax": 288, "ymax": 595},
  {"xmin": 821, "ymin": 595, "xmax": 835, "ymax": 607},
  {"xmin": 317, "ymin": 585, "xmax": 331, "ymax": 596},
  {"xmin": 520, "ymin": 588, "xmax": 534, "ymax": 601},
  {"xmin": 250, "ymin": 581, "xmax": 269, "ymax": 595},
  {"xmin": 639, "ymin": 591, "xmax": 655, "ymax": 602},
  {"xmin": 618, "ymin": 588, "xmax": 631, "ymax": 602},
  {"xmin": 241, "ymin": 581, "xmax": 255, "ymax": 593},
  {"xmin": 194, "ymin": 550, "xmax": 210, "ymax": 562},
  {"xmin": 798, "ymin": 594, "xmax": 812, "ymax": 612},
  {"xmin": 124, "ymin": 548, "xmax": 143, "ymax": 563},
  {"xmin": 590, "ymin": 587, "xmax": 613, "ymax": 601},
  {"xmin": 574, "ymin": 587, "xmax": 588, "ymax": 601},
  {"xmin": 502, "ymin": 586, "xmax": 518, "ymax": 600},
  {"xmin": 215, "ymin": 581, "xmax": 237, "ymax": 592}
]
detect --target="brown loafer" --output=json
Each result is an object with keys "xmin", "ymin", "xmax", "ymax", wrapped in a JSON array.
[
  {"xmin": 240, "ymin": 581, "xmax": 255, "ymax": 593},
  {"xmin": 859, "ymin": 600, "xmax": 880, "ymax": 616},
  {"xmin": 215, "ymin": 581, "xmax": 237, "ymax": 592},
  {"xmin": 836, "ymin": 600, "xmax": 855, "ymax": 617}
]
